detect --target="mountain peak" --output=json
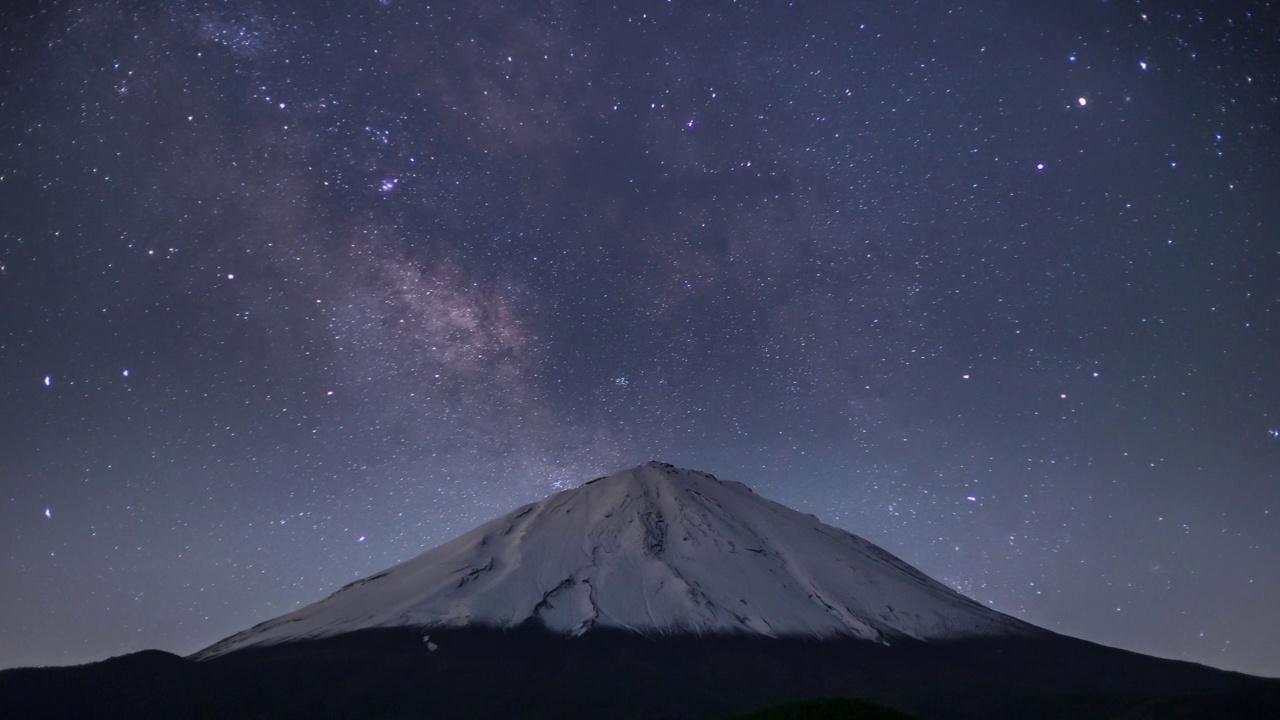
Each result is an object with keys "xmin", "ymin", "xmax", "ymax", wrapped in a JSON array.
[
  {"xmin": 196, "ymin": 463, "xmax": 1038, "ymax": 659},
  {"xmin": 596, "ymin": 460, "xmax": 718, "ymax": 481}
]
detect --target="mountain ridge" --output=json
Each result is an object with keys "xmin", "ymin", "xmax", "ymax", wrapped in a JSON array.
[
  {"xmin": 196, "ymin": 461, "xmax": 1038, "ymax": 659},
  {"xmin": 6, "ymin": 462, "xmax": 1278, "ymax": 720}
]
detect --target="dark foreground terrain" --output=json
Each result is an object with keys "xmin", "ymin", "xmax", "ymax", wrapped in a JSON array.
[{"xmin": 2, "ymin": 626, "xmax": 1277, "ymax": 719}]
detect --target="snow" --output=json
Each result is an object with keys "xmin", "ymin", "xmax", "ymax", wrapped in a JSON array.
[{"xmin": 195, "ymin": 462, "xmax": 1038, "ymax": 659}]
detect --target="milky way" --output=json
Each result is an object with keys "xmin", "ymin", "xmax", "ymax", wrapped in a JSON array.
[{"xmin": 2, "ymin": 1, "xmax": 1277, "ymax": 675}]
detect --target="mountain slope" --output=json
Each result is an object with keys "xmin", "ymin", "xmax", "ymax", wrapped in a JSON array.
[
  {"xmin": 198, "ymin": 461, "xmax": 1036, "ymax": 658},
  {"xmin": 8, "ymin": 462, "xmax": 1277, "ymax": 720},
  {"xmin": 8, "ymin": 625, "xmax": 1277, "ymax": 720}
]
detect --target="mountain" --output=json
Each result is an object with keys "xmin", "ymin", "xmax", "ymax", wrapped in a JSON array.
[
  {"xmin": 4, "ymin": 462, "xmax": 1278, "ymax": 720},
  {"xmin": 197, "ymin": 461, "xmax": 1034, "ymax": 658}
]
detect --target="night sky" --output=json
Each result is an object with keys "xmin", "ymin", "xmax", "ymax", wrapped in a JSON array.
[{"xmin": 2, "ymin": 0, "xmax": 1278, "ymax": 676}]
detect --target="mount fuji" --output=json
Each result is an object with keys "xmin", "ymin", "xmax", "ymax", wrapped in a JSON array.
[
  {"xmin": 4, "ymin": 462, "xmax": 1277, "ymax": 720},
  {"xmin": 198, "ymin": 461, "xmax": 1035, "ymax": 657}
]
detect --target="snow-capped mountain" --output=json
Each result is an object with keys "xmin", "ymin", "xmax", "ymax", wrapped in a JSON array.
[{"xmin": 197, "ymin": 462, "xmax": 1037, "ymax": 658}]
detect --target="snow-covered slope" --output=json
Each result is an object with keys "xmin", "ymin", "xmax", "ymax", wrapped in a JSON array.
[{"xmin": 196, "ymin": 462, "xmax": 1038, "ymax": 658}]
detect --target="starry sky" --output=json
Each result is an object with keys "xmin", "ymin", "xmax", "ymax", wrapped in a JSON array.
[{"xmin": 2, "ymin": 0, "xmax": 1278, "ymax": 676}]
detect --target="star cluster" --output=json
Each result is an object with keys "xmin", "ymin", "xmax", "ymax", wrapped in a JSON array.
[{"xmin": 1, "ymin": 0, "xmax": 1277, "ymax": 676}]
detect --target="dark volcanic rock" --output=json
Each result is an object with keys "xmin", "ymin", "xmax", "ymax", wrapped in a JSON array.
[
  {"xmin": 4, "ymin": 626, "xmax": 1276, "ymax": 720},
  {"xmin": 0, "ymin": 649, "xmax": 265, "ymax": 720}
]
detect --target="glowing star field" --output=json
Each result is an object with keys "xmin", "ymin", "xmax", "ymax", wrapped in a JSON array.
[{"xmin": 1, "ymin": 0, "xmax": 1276, "ymax": 676}]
